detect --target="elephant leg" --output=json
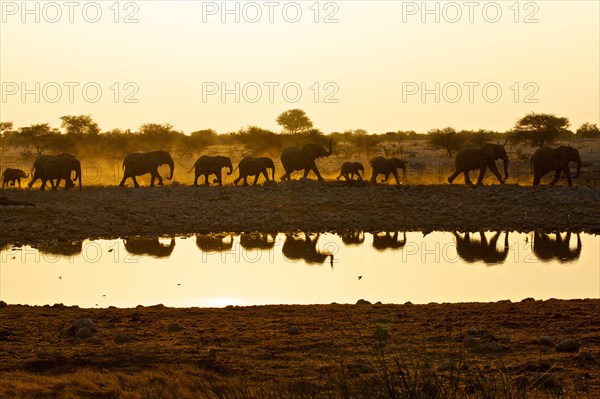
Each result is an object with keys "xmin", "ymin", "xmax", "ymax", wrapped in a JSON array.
[
  {"xmin": 532, "ymin": 171, "xmax": 541, "ymax": 186},
  {"xmin": 216, "ymin": 171, "xmax": 223, "ymax": 186},
  {"xmin": 476, "ymin": 165, "xmax": 488, "ymax": 185},
  {"xmin": 562, "ymin": 166, "xmax": 573, "ymax": 186},
  {"xmin": 550, "ymin": 169, "xmax": 561, "ymax": 186},
  {"xmin": 392, "ymin": 170, "xmax": 400, "ymax": 186},
  {"xmin": 194, "ymin": 173, "xmax": 199, "ymax": 186},
  {"xmin": 463, "ymin": 171, "xmax": 473, "ymax": 185},
  {"xmin": 119, "ymin": 173, "xmax": 129, "ymax": 187},
  {"xmin": 204, "ymin": 174, "xmax": 210, "ymax": 185},
  {"xmin": 233, "ymin": 175, "xmax": 241, "ymax": 185},
  {"xmin": 131, "ymin": 176, "xmax": 141, "ymax": 188},
  {"xmin": 154, "ymin": 171, "xmax": 164, "ymax": 186},
  {"xmin": 17, "ymin": 178, "xmax": 21, "ymax": 188},
  {"xmin": 370, "ymin": 172, "xmax": 378, "ymax": 184},
  {"xmin": 488, "ymin": 162, "xmax": 504, "ymax": 184},
  {"xmin": 243, "ymin": 176, "xmax": 248, "ymax": 186},
  {"xmin": 252, "ymin": 175, "xmax": 259, "ymax": 186},
  {"xmin": 448, "ymin": 170, "xmax": 460, "ymax": 184},
  {"xmin": 309, "ymin": 162, "xmax": 324, "ymax": 181}
]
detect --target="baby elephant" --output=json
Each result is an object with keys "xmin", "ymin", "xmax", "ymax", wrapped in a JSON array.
[
  {"xmin": 2, "ymin": 168, "xmax": 29, "ymax": 188},
  {"xmin": 337, "ymin": 162, "xmax": 364, "ymax": 182}
]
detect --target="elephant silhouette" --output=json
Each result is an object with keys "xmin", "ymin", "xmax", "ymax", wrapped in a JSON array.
[
  {"xmin": 452, "ymin": 231, "xmax": 509, "ymax": 265},
  {"xmin": 372, "ymin": 232, "xmax": 406, "ymax": 251},
  {"xmin": 282, "ymin": 233, "xmax": 334, "ymax": 267},
  {"xmin": 338, "ymin": 231, "xmax": 365, "ymax": 246},
  {"xmin": 123, "ymin": 237, "xmax": 175, "ymax": 258},
  {"xmin": 37, "ymin": 241, "xmax": 83, "ymax": 256},
  {"xmin": 195, "ymin": 234, "xmax": 234, "ymax": 252},
  {"xmin": 239, "ymin": 232, "xmax": 277, "ymax": 250},
  {"xmin": 532, "ymin": 232, "xmax": 581, "ymax": 263}
]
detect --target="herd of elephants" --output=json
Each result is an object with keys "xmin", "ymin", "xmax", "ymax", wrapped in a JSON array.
[
  {"xmin": 1, "ymin": 140, "xmax": 583, "ymax": 189},
  {"xmin": 20, "ymin": 231, "xmax": 581, "ymax": 266}
]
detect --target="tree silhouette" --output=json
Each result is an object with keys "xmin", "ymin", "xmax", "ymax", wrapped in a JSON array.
[
  {"xmin": 276, "ymin": 109, "xmax": 313, "ymax": 134},
  {"xmin": 60, "ymin": 115, "xmax": 100, "ymax": 136},
  {"xmin": 511, "ymin": 112, "xmax": 570, "ymax": 147},
  {"xmin": 427, "ymin": 127, "xmax": 465, "ymax": 157},
  {"xmin": 19, "ymin": 123, "xmax": 61, "ymax": 155},
  {"xmin": 576, "ymin": 122, "xmax": 600, "ymax": 138}
]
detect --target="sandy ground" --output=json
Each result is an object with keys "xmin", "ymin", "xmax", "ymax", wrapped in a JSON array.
[
  {"xmin": 1, "ymin": 183, "xmax": 599, "ymax": 247},
  {"xmin": 0, "ymin": 299, "xmax": 599, "ymax": 397}
]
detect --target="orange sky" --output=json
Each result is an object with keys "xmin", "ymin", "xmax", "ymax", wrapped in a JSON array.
[{"xmin": 1, "ymin": 1, "xmax": 598, "ymax": 134}]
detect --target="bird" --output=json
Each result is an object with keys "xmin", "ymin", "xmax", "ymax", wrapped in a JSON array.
[
  {"xmin": 358, "ymin": 276, "xmax": 363, "ymax": 280},
  {"xmin": 58, "ymin": 276, "xmax": 62, "ymax": 279}
]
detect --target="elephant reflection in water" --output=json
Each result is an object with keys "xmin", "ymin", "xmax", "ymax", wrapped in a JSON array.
[
  {"xmin": 37, "ymin": 241, "xmax": 83, "ymax": 256},
  {"xmin": 372, "ymin": 232, "xmax": 406, "ymax": 251},
  {"xmin": 123, "ymin": 237, "xmax": 175, "ymax": 258},
  {"xmin": 282, "ymin": 233, "xmax": 334, "ymax": 267},
  {"xmin": 195, "ymin": 234, "xmax": 234, "ymax": 252},
  {"xmin": 533, "ymin": 232, "xmax": 581, "ymax": 263},
  {"xmin": 453, "ymin": 232, "xmax": 509, "ymax": 265},
  {"xmin": 239, "ymin": 232, "xmax": 277, "ymax": 250},
  {"xmin": 339, "ymin": 231, "xmax": 365, "ymax": 246}
]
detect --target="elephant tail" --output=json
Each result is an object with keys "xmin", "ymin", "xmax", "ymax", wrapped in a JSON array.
[
  {"xmin": 230, "ymin": 165, "xmax": 239, "ymax": 176},
  {"xmin": 188, "ymin": 161, "xmax": 197, "ymax": 174}
]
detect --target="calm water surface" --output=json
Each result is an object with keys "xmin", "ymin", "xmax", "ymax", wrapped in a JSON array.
[{"xmin": 1, "ymin": 232, "xmax": 598, "ymax": 308}]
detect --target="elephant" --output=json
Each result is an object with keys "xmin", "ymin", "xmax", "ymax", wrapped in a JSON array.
[
  {"xmin": 369, "ymin": 157, "xmax": 406, "ymax": 185},
  {"xmin": 123, "ymin": 237, "xmax": 175, "ymax": 258},
  {"xmin": 28, "ymin": 153, "xmax": 77, "ymax": 189},
  {"xmin": 119, "ymin": 150, "xmax": 174, "ymax": 188},
  {"xmin": 196, "ymin": 234, "xmax": 234, "ymax": 252},
  {"xmin": 282, "ymin": 233, "xmax": 334, "ymax": 267},
  {"xmin": 533, "ymin": 232, "xmax": 581, "ymax": 263},
  {"xmin": 372, "ymin": 232, "xmax": 407, "ymax": 251},
  {"xmin": 189, "ymin": 155, "xmax": 233, "ymax": 186},
  {"xmin": 530, "ymin": 146, "xmax": 581, "ymax": 186},
  {"xmin": 232, "ymin": 157, "xmax": 275, "ymax": 186},
  {"xmin": 337, "ymin": 162, "xmax": 364, "ymax": 182},
  {"xmin": 280, "ymin": 140, "xmax": 333, "ymax": 181},
  {"xmin": 448, "ymin": 143, "xmax": 508, "ymax": 185},
  {"xmin": 240, "ymin": 232, "xmax": 277, "ymax": 250},
  {"xmin": 338, "ymin": 231, "xmax": 365, "ymax": 246},
  {"xmin": 2, "ymin": 168, "xmax": 29, "ymax": 188},
  {"xmin": 37, "ymin": 241, "xmax": 83, "ymax": 257},
  {"xmin": 40, "ymin": 154, "xmax": 82, "ymax": 191},
  {"xmin": 453, "ymin": 231, "xmax": 509, "ymax": 265}
]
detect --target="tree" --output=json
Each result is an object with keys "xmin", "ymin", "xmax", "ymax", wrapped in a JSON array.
[
  {"xmin": 0, "ymin": 122, "xmax": 15, "ymax": 167},
  {"xmin": 276, "ymin": 109, "xmax": 313, "ymax": 134},
  {"xmin": 427, "ymin": 127, "xmax": 466, "ymax": 157},
  {"xmin": 18, "ymin": 123, "xmax": 61, "ymax": 155},
  {"xmin": 511, "ymin": 112, "xmax": 570, "ymax": 147},
  {"xmin": 137, "ymin": 123, "xmax": 182, "ymax": 151},
  {"xmin": 60, "ymin": 115, "xmax": 100, "ymax": 136},
  {"xmin": 576, "ymin": 122, "xmax": 600, "ymax": 138}
]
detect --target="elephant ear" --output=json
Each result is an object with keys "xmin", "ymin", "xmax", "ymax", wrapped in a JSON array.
[
  {"xmin": 483, "ymin": 144, "xmax": 497, "ymax": 159},
  {"xmin": 555, "ymin": 146, "xmax": 570, "ymax": 161}
]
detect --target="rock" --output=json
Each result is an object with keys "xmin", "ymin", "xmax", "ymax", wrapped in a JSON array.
[
  {"xmin": 263, "ymin": 180, "xmax": 278, "ymax": 187},
  {"xmin": 438, "ymin": 360, "xmax": 457, "ymax": 371},
  {"xmin": 115, "ymin": 334, "xmax": 134, "ymax": 344},
  {"xmin": 540, "ymin": 335, "xmax": 552, "ymax": 345},
  {"xmin": 75, "ymin": 327, "xmax": 92, "ymax": 339},
  {"xmin": 72, "ymin": 318, "xmax": 97, "ymax": 334},
  {"xmin": 467, "ymin": 327, "xmax": 479, "ymax": 335},
  {"xmin": 52, "ymin": 303, "xmax": 65, "ymax": 308},
  {"xmin": 462, "ymin": 335, "xmax": 477, "ymax": 348},
  {"xmin": 556, "ymin": 339, "xmax": 580, "ymax": 353},
  {"xmin": 521, "ymin": 297, "xmax": 536, "ymax": 303},
  {"xmin": 404, "ymin": 301, "xmax": 413, "ymax": 305},
  {"xmin": 167, "ymin": 322, "xmax": 183, "ymax": 332},
  {"xmin": 288, "ymin": 325, "xmax": 300, "ymax": 335},
  {"xmin": 577, "ymin": 352, "xmax": 596, "ymax": 362},
  {"xmin": 356, "ymin": 299, "xmax": 371, "ymax": 305},
  {"xmin": 0, "ymin": 301, "xmax": 7, "ymax": 308},
  {"xmin": 374, "ymin": 327, "xmax": 390, "ymax": 343}
]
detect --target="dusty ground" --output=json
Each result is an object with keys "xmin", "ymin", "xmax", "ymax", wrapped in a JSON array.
[
  {"xmin": 1, "ymin": 183, "xmax": 599, "ymax": 247},
  {"xmin": 0, "ymin": 300, "xmax": 598, "ymax": 397}
]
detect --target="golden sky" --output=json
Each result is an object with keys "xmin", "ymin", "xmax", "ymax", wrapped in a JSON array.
[{"xmin": 1, "ymin": 1, "xmax": 598, "ymax": 133}]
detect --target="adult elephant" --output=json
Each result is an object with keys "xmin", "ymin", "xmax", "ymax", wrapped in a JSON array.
[
  {"xmin": 369, "ymin": 157, "xmax": 406, "ymax": 185},
  {"xmin": 124, "ymin": 237, "xmax": 175, "ymax": 258},
  {"xmin": 338, "ymin": 231, "xmax": 365, "ymax": 245},
  {"xmin": 189, "ymin": 155, "xmax": 232, "ymax": 186},
  {"xmin": 533, "ymin": 232, "xmax": 581, "ymax": 263},
  {"xmin": 2, "ymin": 168, "xmax": 29, "ymax": 188},
  {"xmin": 453, "ymin": 231, "xmax": 509, "ymax": 265},
  {"xmin": 233, "ymin": 157, "xmax": 275, "ymax": 186},
  {"xmin": 530, "ymin": 146, "xmax": 581, "ymax": 186},
  {"xmin": 28, "ymin": 154, "xmax": 74, "ymax": 189},
  {"xmin": 240, "ymin": 232, "xmax": 277, "ymax": 250},
  {"xmin": 448, "ymin": 143, "xmax": 508, "ymax": 185},
  {"xmin": 280, "ymin": 140, "xmax": 333, "ymax": 181},
  {"xmin": 372, "ymin": 232, "xmax": 406, "ymax": 251},
  {"xmin": 41, "ymin": 154, "xmax": 82, "ymax": 191},
  {"xmin": 337, "ymin": 162, "xmax": 364, "ymax": 182},
  {"xmin": 196, "ymin": 234, "xmax": 234, "ymax": 252},
  {"xmin": 38, "ymin": 241, "xmax": 83, "ymax": 257},
  {"xmin": 119, "ymin": 150, "xmax": 174, "ymax": 188},
  {"xmin": 282, "ymin": 233, "xmax": 334, "ymax": 267}
]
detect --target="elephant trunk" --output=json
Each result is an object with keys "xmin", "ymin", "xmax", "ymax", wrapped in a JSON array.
[
  {"xmin": 503, "ymin": 157, "xmax": 509, "ymax": 180},
  {"xmin": 75, "ymin": 164, "xmax": 82, "ymax": 191},
  {"xmin": 167, "ymin": 159, "xmax": 174, "ymax": 180},
  {"xmin": 226, "ymin": 165, "xmax": 233, "ymax": 176}
]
